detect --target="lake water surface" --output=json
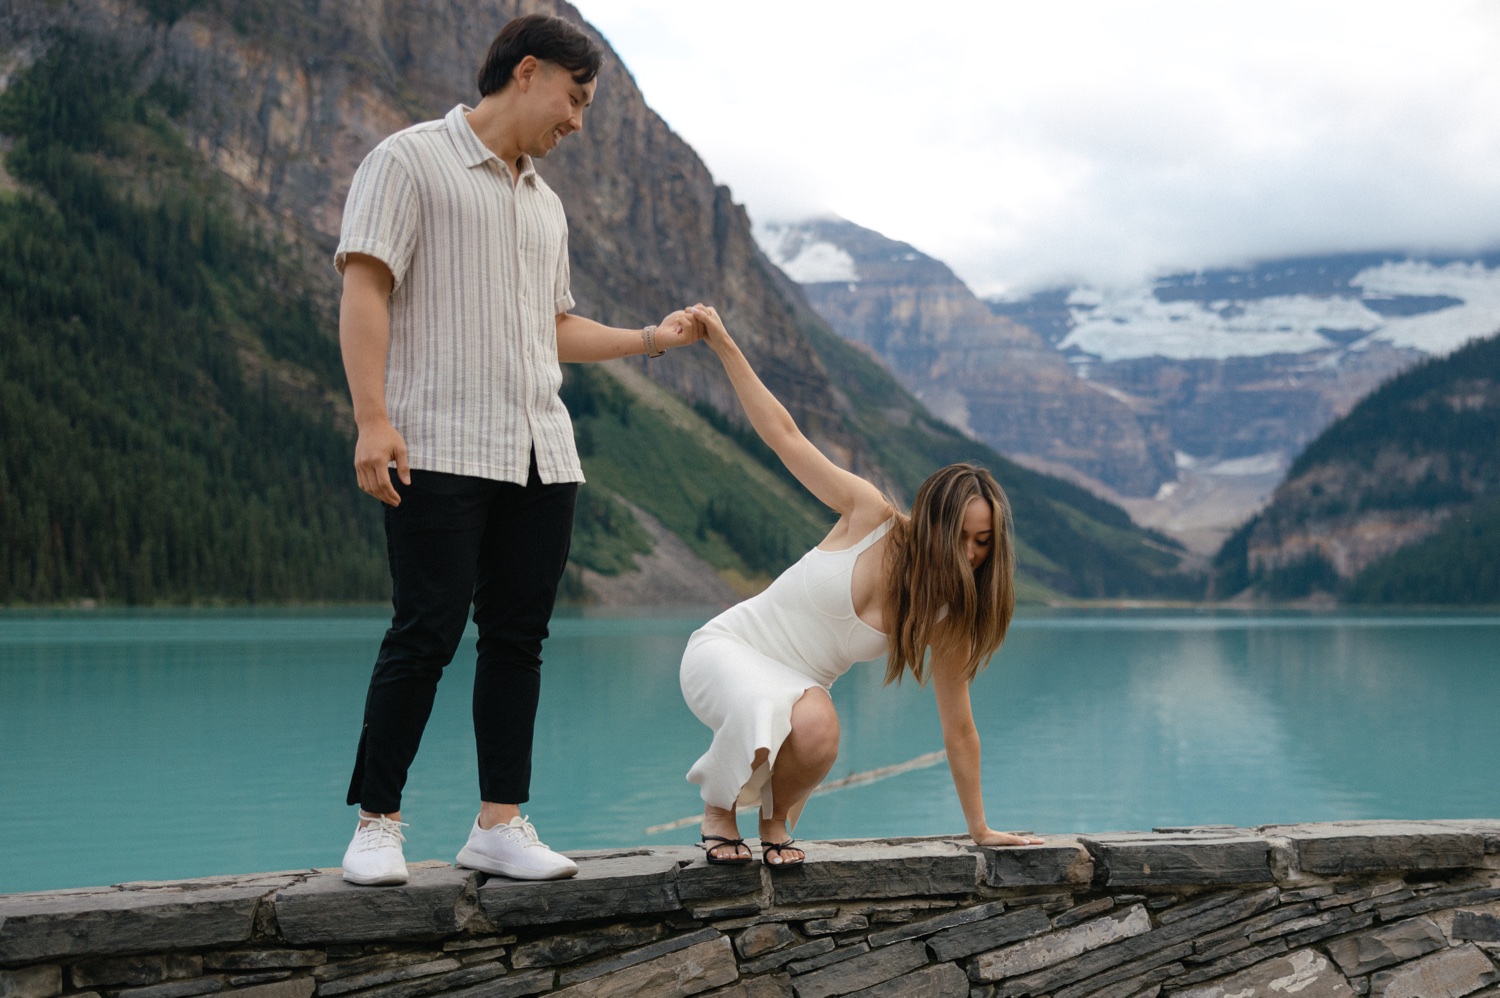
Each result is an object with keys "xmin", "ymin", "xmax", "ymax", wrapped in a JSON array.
[{"xmin": 2, "ymin": 608, "xmax": 1496, "ymax": 893}]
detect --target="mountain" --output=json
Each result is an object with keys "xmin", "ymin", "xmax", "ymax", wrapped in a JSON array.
[
  {"xmin": 755, "ymin": 218, "xmax": 1176, "ymax": 496},
  {"xmin": 1212, "ymin": 331, "xmax": 1500, "ymax": 604},
  {"xmin": 0, "ymin": 0, "xmax": 1192, "ymax": 604},
  {"xmin": 761, "ymin": 218, "xmax": 1500, "ymax": 555}
]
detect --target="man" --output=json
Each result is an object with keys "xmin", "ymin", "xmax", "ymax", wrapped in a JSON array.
[{"xmin": 335, "ymin": 13, "xmax": 698, "ymax": 886}]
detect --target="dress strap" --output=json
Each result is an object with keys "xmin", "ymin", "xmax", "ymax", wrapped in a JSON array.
[{"xmin": 847, "ymin": 516, "xmax": 896, "ymax": 556}]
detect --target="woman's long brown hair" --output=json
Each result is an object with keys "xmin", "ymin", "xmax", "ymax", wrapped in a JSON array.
[{"xmin": 882, "ymin": 464, "xmax": 1016, "ymax": 685}]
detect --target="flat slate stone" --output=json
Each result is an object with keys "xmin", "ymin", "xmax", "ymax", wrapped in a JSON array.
[
  {"xmin": 0, "ymin": 885, "xmax": 263, "ymax": 964},
  {"xmin": 479, "ymin": 851, "xmax": 682, "ymax": 926},
  {"xmin": 926, "ymin": 907, "xmax": 1052, "ymax": 962},
  {"xmin": 440, "ymin": 970, "xmax": 554, "ymax": 998},
  {"xmin": 845, "ymin": 962, "xmax": 967, "ymax": 997},
  {"xmin": 1079, "ymin": 831, "xmax": 1273, "ymax": 886},
  {"xmin": 1455, "ymin": 909, "xmax": 1500, "ymax": 942},
  {"xmin": 736, "ymin": 923, "xmax": 797, "ymax": 959},
  {"xmin": 215, "ymin": 982, "xmax": 314, "ymax": 998},
  {"xmin": 511, "ymin": 922, "xmax": 670, "ymax": 968},
  {"xmin": 273, "ymin": 866, "xmax": 475, "ymax": 945},
  {"xmin": 991, "ymin": 888, "xmax": 1280, "ymax": 996},
  {"xmin": 115, "ymin": 979, "xmax": 224, "ymax": 998},
  {"xmin": 653, "ymin": 847, "xmax": 766, "ymax": 906},
  {"xmin": 787, "ymin": 942, "xmax": 869, "ymax": 975},
  {"xmin": 1325, "ymin": 916, "xmax": 1447, "ymax": 976},
  {"xmin": 201, "ymin": 952, "xmax": 326, "ymax": 972},
  {"xmin": 970, "ymin": 905, "xmax": 1151, "ymax": 983},
  {"xmin": 0, "ymin": 966, "xmax": 62, "ymax": 998},
  {"xmin": 1261, "ymin": 821, "xmax": 1486, "ymax": 875},
  {"xmin": 548, "ymin": 936, "xmax": 737, "ymax": 998},
  {"xmin": 558, "ymin": 929, "xmax": 722, "ymax": 987},
  {"xmin": 701, "ymin": 972, "xmax": 793, "ymax": 998},
  {"xmin": 766, "ymin": 841, "xmax": 981, "ymax": 906},
  {"xmin": 1173, "ymin": 948, "xmax": 1356, "ymax": 998},
  {"xmin": 866, "ymin": 900, "xmax": 1006, "ymax": 948},
  {"xmin": 788, "ymin": 940, "xmax": 928, "ymax": 998},
  {"xmin": 979, "ymin": 839, "xmax": 1093, "ymax": 888},
  {"xmin": 1368, "ymin": 942, "xmax": 1500, "ymax": 998}
]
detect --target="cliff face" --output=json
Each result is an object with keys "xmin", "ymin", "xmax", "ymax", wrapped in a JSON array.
[
  {"xmin": 17, "ymin": 0, "xmax": 872, "ymax": 477},
  {"xmin": 759, "ymin": 218, "xmax": 1176, "ymax": 496}
]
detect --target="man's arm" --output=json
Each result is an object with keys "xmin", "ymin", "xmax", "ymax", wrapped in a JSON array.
[
  {"xmin": 339, "ymin": 253, "xmax": 409, "ymax": 506},
  {"xmin": 555, "ymin": 310, "xmax": 700, "ymax": 363}
]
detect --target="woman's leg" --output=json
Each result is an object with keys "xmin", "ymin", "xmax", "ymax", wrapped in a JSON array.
[
  {"xmin": 761, "ymin": 688, "xmax": 840, "ymax": 864},
  {"xmin": 700, "ymin": 804, "xmax": 751, "ymax": 861}
]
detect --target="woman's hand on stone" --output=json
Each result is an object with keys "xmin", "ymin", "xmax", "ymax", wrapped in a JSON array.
[{"xmin": 972, "ymin": 828, "xmax": 1045, "ymax": 847}]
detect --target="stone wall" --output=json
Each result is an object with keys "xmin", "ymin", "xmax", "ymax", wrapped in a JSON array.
[{"xmin": 4, "ymin": 821, "xmax": 1500, "ymax": 998}]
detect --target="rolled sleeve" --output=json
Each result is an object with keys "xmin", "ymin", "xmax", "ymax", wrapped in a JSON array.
[
  {"xmin": 335, "ymin": 145, "xmax": 419, "ymax": 288},
  {"xmin": 553, "ymin": 227, "xmax": 576, "ymax": 314}
]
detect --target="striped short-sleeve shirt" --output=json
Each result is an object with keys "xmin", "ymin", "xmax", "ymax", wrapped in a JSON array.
[{"xmin": 335, "ymin": 104, "xmax": 583, "ymax": 485}]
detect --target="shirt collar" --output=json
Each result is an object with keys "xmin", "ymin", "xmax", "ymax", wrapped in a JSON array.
[{"xmin": 446, "ymin": 104, "xmax": 536, "ymax": 182}]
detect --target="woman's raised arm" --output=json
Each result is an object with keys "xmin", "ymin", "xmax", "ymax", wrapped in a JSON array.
[
  {"xmin": 931, "ymin": 648, "xmax": 1044, "ymax": 847},
  {"xmin": 691, "ymin": 305, "xmax": 885, "ymax": 519}
]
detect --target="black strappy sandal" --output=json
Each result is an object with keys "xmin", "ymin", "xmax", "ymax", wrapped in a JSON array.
[
  {"xmin": 700, "ymin": 834, "xmax": 754, "ymax": 865},
  {"xmin": 761, "ymin": 838, "xmax": 805, "ymax": 869}
]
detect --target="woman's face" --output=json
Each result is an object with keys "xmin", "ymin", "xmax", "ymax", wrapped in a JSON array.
[{"xmin": 960, "ymin": 497, "xmax": 994, "ymax": 570}]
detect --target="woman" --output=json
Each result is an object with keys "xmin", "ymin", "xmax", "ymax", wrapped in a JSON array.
[{"xmin": 681, "ymin": 304, "xmax": 1044, "ymax": 868}]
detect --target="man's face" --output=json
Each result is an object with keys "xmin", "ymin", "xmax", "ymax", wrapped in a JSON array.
[{"xmin": 519, "ymin": 60, "xmax": 595, "ymax": 158}]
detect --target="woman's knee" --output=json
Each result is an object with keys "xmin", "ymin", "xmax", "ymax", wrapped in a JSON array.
[{"xmin": 789, "ymin": 691, "xmax": 840, "ymax": 765}]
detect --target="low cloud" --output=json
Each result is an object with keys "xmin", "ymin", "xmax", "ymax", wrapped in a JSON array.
[{"xmin": 581, "ymin": 0, "xmax": 1500, "ymax": 295}]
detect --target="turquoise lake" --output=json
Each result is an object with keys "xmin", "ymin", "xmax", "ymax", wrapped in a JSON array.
[{"xmin": 2, "ymin": 608, "xmax": 1497, "ymax": 894}]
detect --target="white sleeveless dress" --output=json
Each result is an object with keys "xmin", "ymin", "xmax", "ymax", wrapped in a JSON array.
[{"xmin": 680, "ymin": 518, "xmax": 893, "ymax": 825}]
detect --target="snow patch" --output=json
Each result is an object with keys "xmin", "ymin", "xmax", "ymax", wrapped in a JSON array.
[
  {"xmin": 754, "ymin": 222, "xmax": 859, "ymax": 283},
  {"xmin": 1059, "ymin": 260, "xmax": 1500, "ymax": 362},
  {"xmin": 1352, "ymin": 260, "xmax": 1500, "ymax": 356},
  {"xmin": 1060, "ymin": 289, "xmax": 1373, "ymax": 361}
]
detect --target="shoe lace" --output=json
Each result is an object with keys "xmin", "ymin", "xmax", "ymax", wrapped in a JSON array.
[
  {"xmin": 508, "ymin": 815, "xmax": 544, "ymax": 848},
  {"xmin": 357, "ymin": 815, "xmax": 408, "ymax": 851}
]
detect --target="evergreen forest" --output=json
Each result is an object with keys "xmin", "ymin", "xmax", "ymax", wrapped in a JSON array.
[{"xmin": 1213, "ymin": 331, "xmax": 1500, "ymax": 604}]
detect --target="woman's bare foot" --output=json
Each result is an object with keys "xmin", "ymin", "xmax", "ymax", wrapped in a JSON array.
[
  {"xmin": 758, "ymin": 816, "xmax": 805, "ymax": 866},
  {"xmin": 973, "ymin": 829, "xmax": 1045, "ymax": 847},
  {"xmin": 701, "ymin": 805, "xmax": 752, "ymax": 862}
]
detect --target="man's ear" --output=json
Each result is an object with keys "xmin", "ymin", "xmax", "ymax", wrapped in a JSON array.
[{"xmin": 513, "ymin": 54, "xmax": 540, "ymax": 92}]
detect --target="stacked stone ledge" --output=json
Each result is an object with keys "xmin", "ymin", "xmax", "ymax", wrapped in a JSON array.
[{"xmin": 4, "ymin": 820, "xmax": 1500, "ymax": 998}]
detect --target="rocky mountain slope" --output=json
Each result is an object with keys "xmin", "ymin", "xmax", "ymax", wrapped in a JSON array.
[
  {"xmin": 762, "ymin": 218, "xmax": 1500, "ymax": 555},
  {"xmin": 1213, "ymin": 331, "xmax": 1500, "ymax": 604},
  {"xmin": 757, "ymin": 218, "xmax": 1175, "ymax": 496},
  {"xmin": 0, "ymin": 0, "xmax": 1193, "ymax": 603}
]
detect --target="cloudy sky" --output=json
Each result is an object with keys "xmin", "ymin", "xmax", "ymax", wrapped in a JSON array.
[{"xmin": 575, "ymin": 0, "xmax": 1500, "ymax": 297}]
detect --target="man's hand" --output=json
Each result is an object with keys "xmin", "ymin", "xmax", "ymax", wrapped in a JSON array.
[
  {"xmin": 354, "ymin": 419, "xmax": 410, "ymax": 506},
  {"xmin": 654, "ymin": 307, "xmax": 706, "ymax": 351}
]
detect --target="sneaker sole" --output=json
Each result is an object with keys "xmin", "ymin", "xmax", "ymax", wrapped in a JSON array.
[
  {"xmin": 455, "ymin": 847, "xmax": 578, "ymax": 880},
  {"xmin": 341, "ymin": 870, "xmax": 409, "ymax": 886}
]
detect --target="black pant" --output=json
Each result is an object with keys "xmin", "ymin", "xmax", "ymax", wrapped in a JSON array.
[{"xmin": 346, "ymin": 456, "xmax": 577, "ymax": 813}]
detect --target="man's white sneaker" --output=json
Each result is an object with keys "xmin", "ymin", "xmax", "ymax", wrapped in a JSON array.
[
  {"xmin": 455, "ymin": 815, "xmax": 578, "ymax": 880},
  {"xmin": 341, "ymin": 814, "xmax": 409, "ymax": 886}
]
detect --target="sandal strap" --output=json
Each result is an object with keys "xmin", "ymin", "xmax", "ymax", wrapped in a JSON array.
[
  {"xmin": 700, "ymin": 834, "xmax": 748, "ymax": 848},
  {"xmin": 762, "ymin": 838, "xmax": 799, "ymax": 853}
]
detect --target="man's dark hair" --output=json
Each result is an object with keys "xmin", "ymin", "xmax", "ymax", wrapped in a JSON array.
[{"xmin": 477, "ymin": 14, "xmax": 603, "ymax": 97}]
